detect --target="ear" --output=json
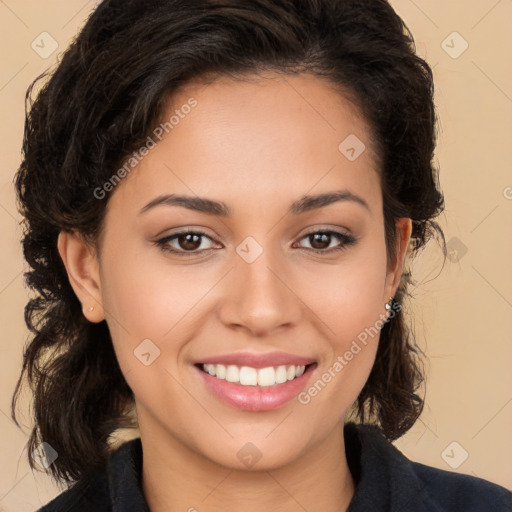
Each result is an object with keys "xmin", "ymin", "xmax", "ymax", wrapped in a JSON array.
[
  {"xmin": 384, "ymin": 217, "xmax": 413, "ymax": 300},
  {"xmin": 57, "ymin": 230, "xmax": 105, "ymax": 323}
]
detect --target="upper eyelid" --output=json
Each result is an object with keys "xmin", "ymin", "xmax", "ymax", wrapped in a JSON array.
[
  {"xmin": 157, "ymin": 228, "xmax": 354, "ymax": 251},
  {"xmin": 159, "ymin": 227, "xmax": 351, "ymax": 240}
]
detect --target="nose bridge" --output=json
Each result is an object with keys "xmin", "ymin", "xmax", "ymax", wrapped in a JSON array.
[{"xmin": 220, "ymin": 237, "xmax": 301, "ymax": 335}]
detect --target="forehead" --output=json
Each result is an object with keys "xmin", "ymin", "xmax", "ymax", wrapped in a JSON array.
[{"xmin": 106, "ymin": 72, "xmax": 381, "ymax": 217}]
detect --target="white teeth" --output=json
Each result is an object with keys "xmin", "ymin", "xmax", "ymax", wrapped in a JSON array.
[
  {"xmin": 239, "ymin": 366, "xmax": 257, "ymax": 385},
  {"xmin": 225, "ymin": 365, "xmax": 239, "ymax": 383},
  {"xmin": 201, "ymin": 363, "xmax": 307, "ymax": 386},
  {"xmin": 215, "ymin": 364, "xmax": 226, "ymax": 379},
  {"xmin": 275, "ymin": 365, "xmax": 287, "ymax": 384},
  {"xmin": 257, "ymin": 367, "xmax": 275, "ymax": 387}
]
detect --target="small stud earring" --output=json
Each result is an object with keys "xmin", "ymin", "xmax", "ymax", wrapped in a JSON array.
[
  {"xmin": 385, "ymin": 296, "xmax": 393, "ymax": 311},
  {"xmin": 88, "ymin": 306, "xmax": 94, "ymax": 311}
]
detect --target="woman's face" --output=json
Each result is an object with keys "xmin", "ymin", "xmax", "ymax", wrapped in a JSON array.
[{"xmin": 62, "ymin": 72, "xmax": 410, "ymax": 470}]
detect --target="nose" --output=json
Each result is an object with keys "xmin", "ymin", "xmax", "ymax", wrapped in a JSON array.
[{"xmin": 218, "ymin": 247, "xmax": 302, "ymax": 338}]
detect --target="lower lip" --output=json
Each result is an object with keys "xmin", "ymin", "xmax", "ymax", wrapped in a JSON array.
[{"xmin": 196, "ymin": 365, "xmax": 315, "ymax": 412}]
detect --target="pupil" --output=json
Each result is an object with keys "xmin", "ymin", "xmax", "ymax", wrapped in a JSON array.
[
  {"xmin": 311, "ymin": 233, "xmax": 330, "ymax": 249},
  {"xmin": 180, "ymin": 233, "xmax": 201, "ymax": 250}
]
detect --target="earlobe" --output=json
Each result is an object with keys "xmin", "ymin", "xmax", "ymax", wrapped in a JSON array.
[{"xmin": 57, "ymin": 230, "xmax": 104, "ymax": 323}]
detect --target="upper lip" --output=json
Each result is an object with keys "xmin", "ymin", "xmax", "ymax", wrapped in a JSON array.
[{"xmin": 197, "ymin": 351, "xmax": 315, "ymax": 369}]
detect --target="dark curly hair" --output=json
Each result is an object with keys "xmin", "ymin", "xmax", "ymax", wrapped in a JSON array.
[{"xmin": 11, "ymin": 0, "xmax": 446, "ymax": 484}]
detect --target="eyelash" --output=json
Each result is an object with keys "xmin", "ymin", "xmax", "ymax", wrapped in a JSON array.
[{"xmin": 154, "ymin": 228, "xmax": 357, "ymax": 257}]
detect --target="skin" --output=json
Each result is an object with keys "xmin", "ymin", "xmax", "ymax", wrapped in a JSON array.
[{"xmin": 58, "ymin": 72, "xmax": 412, "ymax": 512}]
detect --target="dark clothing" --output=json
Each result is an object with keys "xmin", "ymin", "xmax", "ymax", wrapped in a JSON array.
[{"xmin": 38, "ymin": 422, "xmax": 512, "ymax": 511}]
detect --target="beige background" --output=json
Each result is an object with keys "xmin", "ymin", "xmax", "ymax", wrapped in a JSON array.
[{"xmin": 1, "ymin": 1, "xmax": 511, "ymax": 510}]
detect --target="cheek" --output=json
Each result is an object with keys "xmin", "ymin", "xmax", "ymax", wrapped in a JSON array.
[
  {"xmin": 298, "ymin": 239, "xmax": 388, "ymax": 403},
  {"xmin": 298, "ymin": 279, "xmax": 385, "ymax": 426},
  {"xmin": 304, "ymin": 241, "xmax": 388, "ymax": 343},
  {"xmin": 98, "ymin": 245, "xmax": 223, "ymax": 377},
  {"xmin": 100, "ymin": 241, "xmax": 206, "ymax": 332}
]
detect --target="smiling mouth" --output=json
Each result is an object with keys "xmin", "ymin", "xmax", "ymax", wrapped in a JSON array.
[{"xmin": 197, "ymin": 363, "xmax": 316, "ymax": 387}]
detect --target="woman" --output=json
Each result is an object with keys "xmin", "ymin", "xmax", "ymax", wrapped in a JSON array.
[{"xmin": 11, "ymin": 0, "xmax": 512, "ymax": 511}]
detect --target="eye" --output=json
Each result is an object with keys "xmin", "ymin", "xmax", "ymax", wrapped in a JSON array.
[
  {"xmin": 155, "ymin": 229, "xmax": 219, "ymax": 255},
  {"xmin": 294, "ymin": 230, "xmax": 357, "ymax": 254},
  {"xmin": 154, "ymin": 228, "xmax": 357, "ymax": 257}
]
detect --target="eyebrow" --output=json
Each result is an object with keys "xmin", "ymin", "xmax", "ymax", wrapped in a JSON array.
[{"xmin": 139, "ymin": 189, "xmax": 370, "ymax": 217}]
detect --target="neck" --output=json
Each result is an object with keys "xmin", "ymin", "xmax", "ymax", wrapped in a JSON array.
[{"xmin": 140, "ymin": 419, "xmax": 355, "ymax": 512}]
